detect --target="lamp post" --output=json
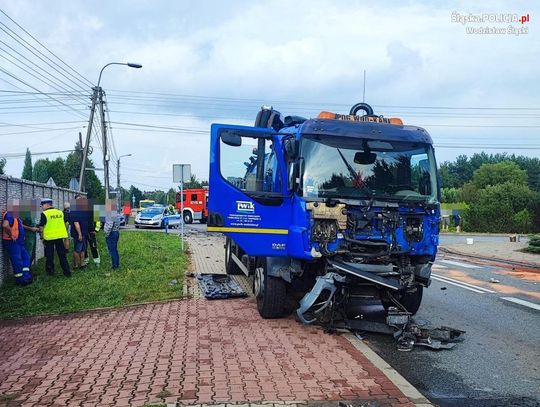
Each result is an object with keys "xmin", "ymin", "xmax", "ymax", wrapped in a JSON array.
[
  {"xmin": 78, "ymin": 62, "xmax": 142, "ymax": 197},
  {"xmin": 117, "ymin": 153, "xmax": 132, "ymax": 210}
]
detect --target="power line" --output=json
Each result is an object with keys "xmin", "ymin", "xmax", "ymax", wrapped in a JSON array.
[
  {"xmin": 0, "ymin": 66, "xmax": 89, "ymax": 119},
  {"xmin": 106, "ymin": 89, "xmax": 540, "ymax": 111},
  {"xmin": 0, "ymin": 40, "xmax": 91, "ymax": 101},
  {"xmin": 0, "ymin": 90, "xmax": 87, "ymax": 96},
  {"xmin": 0, "ymin": 9, "xmax": 93, "ymax": 88},
  {"xmin": 1, "ymin": 148, "xmax": 78, "ymax": 159},
  {"xmin": 0, "ymin": 126, "xmax": 82, "ymax": 136},
  {"xmin": 0, "ymin": 120, "xmax": 85, "ymax": 127}
]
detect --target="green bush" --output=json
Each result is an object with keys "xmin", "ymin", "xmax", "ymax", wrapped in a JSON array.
[{"xmin": 463, "ymin": 182, "xmax": 538, "ymax": 233}]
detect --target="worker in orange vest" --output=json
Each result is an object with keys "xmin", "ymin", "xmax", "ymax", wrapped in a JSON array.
[
  {"xmin": 122, "ymin": 202, "xmax": 132, "ymax": 225},
  {"xmin": 2, "ymin": 201, "xmax": 33, "ymax": 285}
]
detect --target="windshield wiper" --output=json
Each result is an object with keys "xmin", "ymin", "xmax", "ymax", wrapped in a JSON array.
[{"xmin": 336, "ymin": 148, "xmax": 373, "ymax": 198}]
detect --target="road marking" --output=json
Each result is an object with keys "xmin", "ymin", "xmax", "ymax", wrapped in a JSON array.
[
  {"xmin": 432, "ymin": 276, "xmax": 485, "ymax": 294},
  {"xmin": 501, "ymin": 297, "xmax": 540, "ymax": 311},
  {"xmin": 432, "ymin": 264, "xmax": 448, "ymax": 269},
  {"xmin": 432, "ymin": 273, "xmax": 496, "ymax": 294},
  {"xmin": 440, "ymin": 259, "xmax": 481, "ymax": 269}
]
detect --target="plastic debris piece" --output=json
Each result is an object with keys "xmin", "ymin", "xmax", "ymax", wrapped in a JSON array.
[
  {"xmin": 196, "ymin": 273, "xmax": 247, "ymax": 299},
  {"xmin": 490, "ymin": 278, "xmax": 500, "ymax": 283}
]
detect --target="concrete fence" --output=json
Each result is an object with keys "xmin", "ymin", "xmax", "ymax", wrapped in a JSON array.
[{"xmin": 0, "ymin": 175, "xmax": 83, "ymax": 286}]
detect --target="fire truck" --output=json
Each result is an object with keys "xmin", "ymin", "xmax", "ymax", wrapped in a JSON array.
[{"xmin": 176, "ymin": 188, "xmax": 209, "ymax": 224}]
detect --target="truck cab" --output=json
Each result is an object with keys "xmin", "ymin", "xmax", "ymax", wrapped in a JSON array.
[{"xmin": 208, "ymin": 103, "xmax": 440, "ymax": 322}]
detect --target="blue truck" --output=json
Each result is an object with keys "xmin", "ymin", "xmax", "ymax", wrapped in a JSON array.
[{"xmin": 207, "ymin": 103, "xmax": 448, "ymax": 346}]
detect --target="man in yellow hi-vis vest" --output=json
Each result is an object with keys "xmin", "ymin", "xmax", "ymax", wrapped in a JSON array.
[{"xmin": 38, "ymin": 198, "xmax": 71, "ymax": 277}]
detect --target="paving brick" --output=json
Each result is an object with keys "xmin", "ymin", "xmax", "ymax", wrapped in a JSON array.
[{"xmin": 0, "ymin": 230, "xmax": 412, "ymax": 407}]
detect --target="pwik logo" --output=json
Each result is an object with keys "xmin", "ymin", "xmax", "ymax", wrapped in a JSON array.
[{"xmin": 237, "ymin": 201, "xmax": 255, "ymax": 213}]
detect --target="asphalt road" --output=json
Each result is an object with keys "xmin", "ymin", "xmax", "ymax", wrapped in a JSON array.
[{"xmin": 365, "ymin": 253, "xmax": 540, "ymax": 407}]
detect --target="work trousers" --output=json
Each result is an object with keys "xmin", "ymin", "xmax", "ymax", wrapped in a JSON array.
[
  {"xmin": 44, "ymin": 238, "xmax": 71, "ymax": 276},
  {"xmin": 2, "ymin": 240, "xmax": 30, "ymax": 275},
  {"xmin": 85, "ymin": 232, "xmax": 99, "ymax": 261}
]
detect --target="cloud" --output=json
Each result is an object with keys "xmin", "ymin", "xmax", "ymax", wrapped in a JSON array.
[{"xmin": 1, "ymin": 0, "xmax": 539, "ymax": 187}]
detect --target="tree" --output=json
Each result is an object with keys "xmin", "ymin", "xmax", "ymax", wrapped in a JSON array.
[
  {"xmin": 145, "ymin": 190, "xmax": 167, "ymax": 204},
  {"xmin": 183, "ymin": 174, "xmax": 208, "ymax": 189},
  {"xmin": 21, "ymin": 148, "xmax": 32, "ymax": 180},
  {"xmin": 64, "ymin": 143, "xmax": 103, "ymax": 201},
  {"xmin": 128, "ymin": 185, "xmax": 143, "ymax": 206},
  {"xmin": 463, "ymin": 182, "xmax": 537, "ymax": 233},
  {"xmin": 31, "ymin": 143, "xmax": 104, "ymax": 201},
  {"xmin": 33, "ymin": 159, "xmax": 49, "ymax": 183},
  {"xmin": 0, "ymin": 158, "xmax": 5, "ymax": 175},
  {"xmin": 472, "ymin": 162, "xmax": 528, "ymax": 189},
  {"xmin": 167, "ymin": 188, "xmax": 176, "ymax": 205}
]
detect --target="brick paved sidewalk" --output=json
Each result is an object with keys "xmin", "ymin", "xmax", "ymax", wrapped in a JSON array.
[{"xmin": 0, "ymin": 229, "xmax": 418, "ymax": 407}]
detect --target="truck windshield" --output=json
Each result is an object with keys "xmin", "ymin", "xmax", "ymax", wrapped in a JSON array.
[{"xmin": 301, "ymin": 137, "xmax": 438, "ymax": 203}]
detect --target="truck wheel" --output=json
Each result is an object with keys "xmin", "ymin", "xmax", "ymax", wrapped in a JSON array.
[
  {"xmin": 200, "ymin": 216, "xmax": 207, "ymax": 224},
  {"xmin": 183, "ymin": 211, "xmax": 193, "ymax": 224},
  {"xmin": 253, "ymin": 258, "xmax": 286, "ymax": 319},
  {"xmin": 400, "ymin": 286, "xmax": 423, "ymax": 315},
  {"xmin": 225, "ymin": 238, "xmax": 242, "ymax": 275}
]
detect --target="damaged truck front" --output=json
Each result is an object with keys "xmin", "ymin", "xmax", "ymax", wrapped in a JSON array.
[{"xmin": 208, "ymin": 103, "xmax": 462, "ymax": 349}]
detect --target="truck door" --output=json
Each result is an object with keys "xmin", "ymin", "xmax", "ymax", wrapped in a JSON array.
[{"xmin": 208, "ymin": 124, "xmax": 292, "ymax": 256}]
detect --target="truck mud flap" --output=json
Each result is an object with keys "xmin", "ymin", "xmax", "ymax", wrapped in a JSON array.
[
  {"xmin": 328, "ymin": 259, "xmax": 400, "ymax": 290},
  {"xmin": 196, "ymin": 274, "xmax": 247, "ymax": 299}
]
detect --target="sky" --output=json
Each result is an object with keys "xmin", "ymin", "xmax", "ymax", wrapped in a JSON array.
[{"xmin": 0, "ymin": 0, "xmax": 538, "ymax": 192}]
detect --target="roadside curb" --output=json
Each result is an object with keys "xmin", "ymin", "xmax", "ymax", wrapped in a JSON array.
[
  {"xmin": 343, "ymin": 333, "xmax": 433, "ymax": 407},
  {"xmin": 439, "ymin": 247, "xmax": 540, "ymax": 271}
]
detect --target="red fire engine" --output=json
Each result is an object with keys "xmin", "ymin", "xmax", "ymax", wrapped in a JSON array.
[{"xmin": 176, "ymin": 188, "xmax": 208, "ymax": 224}]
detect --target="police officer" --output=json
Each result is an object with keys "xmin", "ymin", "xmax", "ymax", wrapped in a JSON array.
[{"xmin": 38, "ymin": 198, "xmax": 71, "ymax": 277}]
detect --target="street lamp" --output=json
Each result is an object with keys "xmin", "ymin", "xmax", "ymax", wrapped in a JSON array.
[
  {"xmin": 78, "ymin": 62, "xmax": 143, "ymax": 197},
  {"xmin": 97, "ymin": 62, "xmax": 143, "ymax": 88},
  {"xmin": 117, "ymin": 153, "xmax": 132, "ymax": 209}
]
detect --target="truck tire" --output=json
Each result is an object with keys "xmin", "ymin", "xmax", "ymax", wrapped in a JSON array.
[
  {"xmin": 400, "ymin": 286, "xmax": 423, "ymax": 315},
  {"xmin": 225, "ymin": 238, "xmax": 242, "ymax": 275},
  {"xmin": 200, "ymin": 216, "xmax": 207, "ymax": 224},
  {"xmin": 253, "ymin": 258, "xmax": 286, "ymax": 319},
  {"xmin": 183, "ymin": 211, "xmax": 193, "ymax": 224}
]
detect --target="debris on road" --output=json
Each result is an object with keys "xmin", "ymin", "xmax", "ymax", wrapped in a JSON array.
[
  {"xmin": 490, "ymin": 278, "xmax": 501, "ymax": 283},
  {"xmin": 196, "ymin": 273, "xmax": 247, "ymax": 299}
]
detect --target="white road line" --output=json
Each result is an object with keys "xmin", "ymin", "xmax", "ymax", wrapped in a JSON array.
[
  {"xmin": 432, "ymin": 273, "xmax": 496, "ymax": 294},
  {"xmin": 501, "ymin": 297, "xmax": 540, "ymax": 311},
  {"xmin": 432, "ymin": 264, "xmax": 448, "ymax": 269},
  {"xmin": 431, "ymin": 276, "xmax": 486, "ymax": 294},
  {"xmin": 440, "ymin": 259, "xmax": 481, "ymax": 269}
]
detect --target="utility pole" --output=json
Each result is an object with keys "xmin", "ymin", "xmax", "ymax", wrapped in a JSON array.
[
  {"xmin": 117, "ymin": 159, "xmax": 121, "ymax": 210},
  {"xmin": 78, "ymin": 87, "xmax": 99, "ymax": 192},
  {"xmin": 99, "ymin": 87, "xmax": 110, "ymax": 201}
]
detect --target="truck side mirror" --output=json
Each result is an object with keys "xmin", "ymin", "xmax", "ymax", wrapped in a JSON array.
[
  {"xmin": 298, "ymin": 157, "xmax": 305, "ymax": 192},
  {"xmin": 288, "ymin": 162, "xmax": 296, "ymax": 191},
  {"xmin": 220, "ymin": 131, "xmax": 242, "ymax": 147},
  {"xmin": 284, "ymin": 138, "xmax": 298, "ymax": 159}
]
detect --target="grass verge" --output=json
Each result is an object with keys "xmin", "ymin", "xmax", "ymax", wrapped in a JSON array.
[{"xmin": 0, "ymin": 230, "xmax": 187, "ymax": 319}]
